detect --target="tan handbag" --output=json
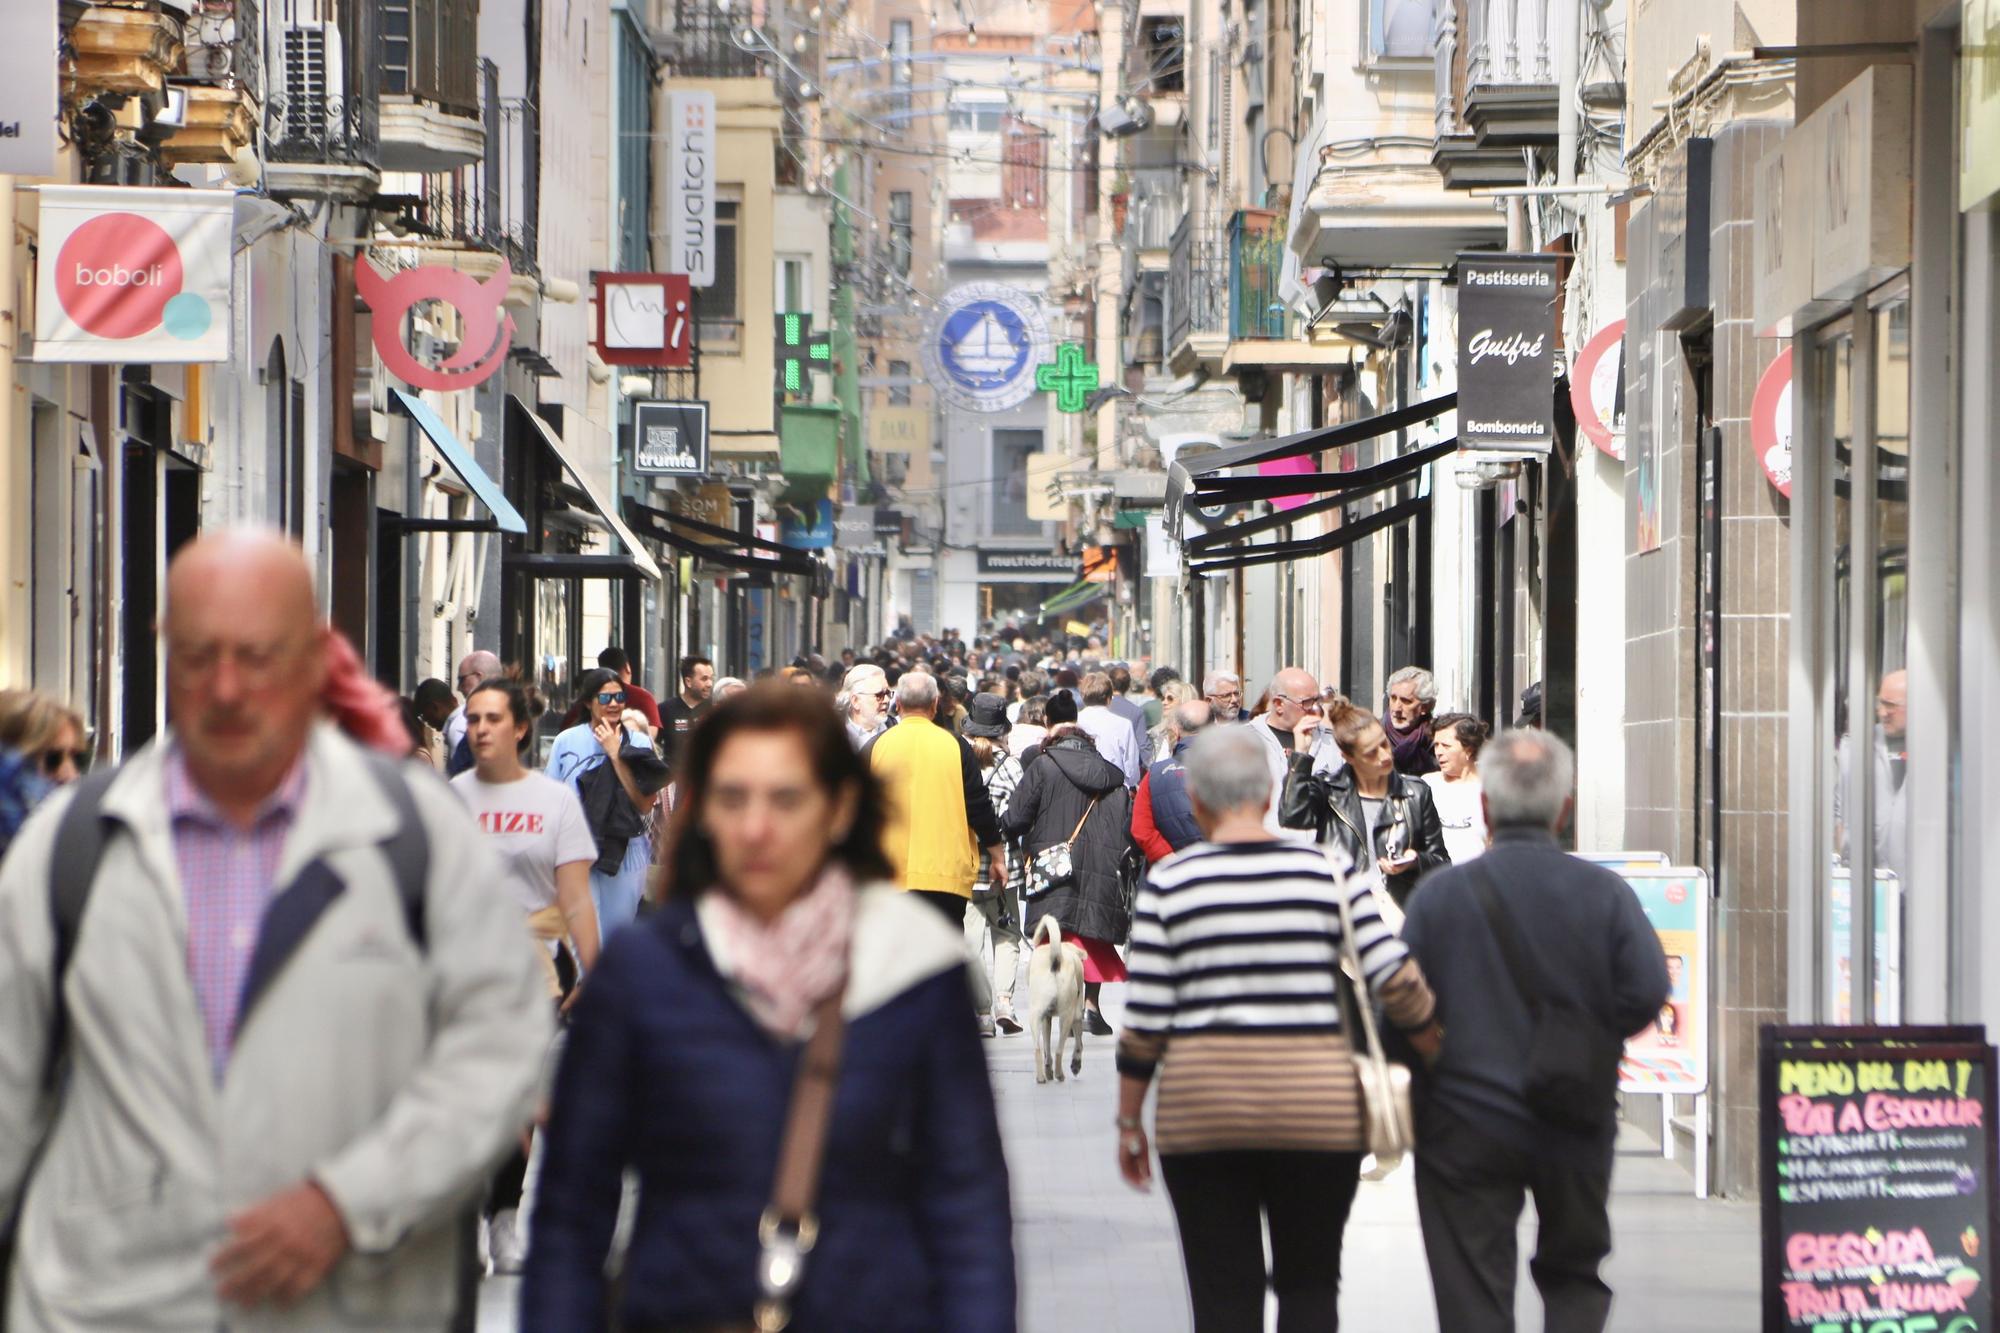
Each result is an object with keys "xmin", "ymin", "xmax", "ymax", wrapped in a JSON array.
[{"xmin": 1330, "ymin": 855, "xmax": 1416, "ymax": 1181}]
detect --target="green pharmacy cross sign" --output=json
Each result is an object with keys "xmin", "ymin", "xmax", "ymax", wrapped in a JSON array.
[
  {"xmin": 777, "ymin": 313, "xmax": 833, "ymax": 395},
  {"xmin": 1036, "ymin": 342, "xmax": 1100, "ymax": 414}
]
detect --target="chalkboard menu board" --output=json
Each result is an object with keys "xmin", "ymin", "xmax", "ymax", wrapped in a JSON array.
[{"xmin": 1761, "ymin": 1025, "xmax": 1998, "ymax": 1333}]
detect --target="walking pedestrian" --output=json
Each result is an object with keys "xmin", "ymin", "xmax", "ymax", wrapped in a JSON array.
[
  {"xmin": 1106, "ymin": 663, "xmax": 1151, "ymax": 763},
  {"xmin": 1008, "ymin": 696, "xmax": 1050, "ymax": 759},
  {"xmin": 547, "ymin": 668, "xmax": 669, "ymax": 936},
  {"xmin": 0, "ymin": 690, "xmax": 84, "ymax": 863},
  {"xmin": 1142, "ymin": 666, "xmax": 1181, "ymax": 730},
  {"xmin": 963, "ymin": 693, "xmax": 1026, "ymax": 1036},
  {"xmin": 597, "ymin": 646, "xmax": 663, "ymax": 734},
  {"xmin": 1002, "ymin": 721, "xmax": 1133, "ymax": 1035},
  {"xmin": 1077, "ymin": 672, "xmax": 1142, "ymax": 788},
  {"xmin": 1281, "ymin": 699, "xmax": 1450, "ymax": 909},
  {"xmin": 1202, "ymin": 670, "xmax": 1250, "ymax": 724},
  {"xmin": 1117, "ymin": 726, "xmax": 1440, "ymax": 1332},
  {"xmin": 520, "ymin": 684, "xmax": 1016, "ymax": 1332},
  {"xmin": 1248, "ymin": 668, "xmax": 1345, "ymax": 827},
  {"xmin": 443, "ymin": 650, "xmax": 501, "ymax": 776},
  {"xmin": 1383, "ymin": 666, "xmax": 1441, "ymax": 777},
  {"xmin": 451, "ymin": 677, "xmax": 601, "ymax": 1275},
  {"xmin": 0, "ymin": 529, "xmax": 549, "ymax": 1331},
  {"xmin": 659, "ymin": 654, "xmax": 715, "ymax": 771},
  {"xmin": 1401, "ymin": 729, "xmax": 1670, "ymax": 1333},
  {"xmin": 1423, "ymin": 713, "xmax": 1491, "ymax": 864},
  {"xmin": 1132, "ymin": 699, "xmax": 1212, "ymax": 863},
  {"xmin": 841, "ymin": 662, "xmax": 893, "ymax": 749},
  {"xmin": 865, "ymin": 672, "xmax": 1006, "ymax": 922},
  {"xmin": 413, "ymin": 677, "xmax": 456, "ymax": 767}
]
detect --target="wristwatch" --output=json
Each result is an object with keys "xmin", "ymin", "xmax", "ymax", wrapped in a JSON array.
[{"xmin": 1115, "ymin": 1115, "xmax": 1143, "ymax": 1130}]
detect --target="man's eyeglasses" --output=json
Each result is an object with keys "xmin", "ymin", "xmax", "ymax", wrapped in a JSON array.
[
  {"xmin": 596, "ymin": 692, "xmax": 627, "ymax": 706},
  {"xmin": 41, "ymin": 748, "xmax": 89, "ymax": 776},
  {"xmin": 1207, "ymin": 690, "xmax": 1241, "ymax": 704}
]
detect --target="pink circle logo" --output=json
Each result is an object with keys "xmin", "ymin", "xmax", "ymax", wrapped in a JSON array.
[
  {"xmin": 56, "ymin": 213, "xmax": 185, "ymax": 338},
  {"xmin": 1665, "ymin": 882, "xmax": 1687, "ymax": 906}
]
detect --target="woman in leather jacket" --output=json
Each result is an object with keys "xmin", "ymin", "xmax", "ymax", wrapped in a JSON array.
[{"xmin": 1279, "ymin": 699, "xmax": 1451, "ymax": 907}]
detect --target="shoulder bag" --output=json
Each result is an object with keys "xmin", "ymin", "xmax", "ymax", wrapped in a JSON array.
[
  {"xmin": 1469, "ymin": 865, "xmax": 1624, "ymax": 1135},
  {"xmin": 1327, "ymin": 851, "xmax": 1416, "ymax": 1181},
  {"xmin": 1024, "ymin": 795, "xmax": 1100, "ymax": 900},
  {"xmin": 749, "ymin": 989, "xmax": 851, "ymax": 1332}
]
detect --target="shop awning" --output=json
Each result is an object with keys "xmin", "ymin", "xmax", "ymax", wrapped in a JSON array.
[
  {"xmin": 1166, "ymin": 391, "xmax": 1456, "ymax": 539},
  {"xmin": 1187, "ymin": 495, "xmax": 1429, "ymax": 575},
  {"xmin": 1182, "ymin": 437, "xmax": 1458, "ymax": 555},
  {"xmin": 622, "ymin": 498, "xmax": 830, "ymax": 583},
  {"xmin": 509, "ymin": 395, "xmax": 663, "ymax": 580},
  {"xmin": 387, "ymin": 389, "xmax": 526, "ymax": 535},
  {"xmin": 1039, "ymin": 579, "xmax": 1109, "ymax": 616}
]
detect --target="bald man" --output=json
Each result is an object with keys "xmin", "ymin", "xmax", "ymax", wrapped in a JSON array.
[
  {"xmin": 1247, "ymin": 666, "xmax": 1345, "ymax": 828},
  {"xmin": 442, "ymin": 649, "xmax": 502, "ymax": 774},
  {"xmin": 0, "ymin": 529, "xmax": 549, "ymax": 1331}
]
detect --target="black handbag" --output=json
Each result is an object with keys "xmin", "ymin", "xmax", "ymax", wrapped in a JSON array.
[{"xmin": 1469, "ymin": 866, "xmax": 1624, "ymax": 1135}]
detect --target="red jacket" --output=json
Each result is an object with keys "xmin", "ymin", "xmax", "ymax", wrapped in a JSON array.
[{"xmin": 1131, "ymin": 770, "xmax": 1175, "ymax": 864}]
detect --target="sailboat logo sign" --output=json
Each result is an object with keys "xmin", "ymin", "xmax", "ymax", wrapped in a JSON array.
[{"xmin": 923, "ymin": 283, "xmax": 1053, "ymax": 412}]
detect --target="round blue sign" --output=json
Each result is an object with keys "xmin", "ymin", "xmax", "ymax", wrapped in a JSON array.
[{"xmin": 923, "ymin": 283, "xmax": 1053, "ymax": 413}]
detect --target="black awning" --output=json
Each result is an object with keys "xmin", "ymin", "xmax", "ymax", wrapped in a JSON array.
[
  {"xmin": 1186, "ymin": 495, "xmax": 1429, "ymax": 575},
  {"xmin": 623, "ymin": 499, "xmax": 827, "ymax": 579},
  {"xmin": 1184, "ymin": 436, "xmax": 1459, "ymax": 510},
  {"xmin": 1167, "ymin": 391, "xmax": 1456, "ymax": 538}
]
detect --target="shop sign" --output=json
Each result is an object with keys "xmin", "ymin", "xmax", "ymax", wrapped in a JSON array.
[
  {"xmin": 1810, "ymin": 65, "xmax": 1913, "ymax": 304},
  {"xmin": 922, "ymin": 282, "xmax": 1054, "ymax": 413},
  {"xmin": 833, "ymin": 505, "xmax": 884, "ymax": 553},
  {"xmin": 669, "ymin": 482, "xmax": 736, "ymax": 546},
  {"xmin": 978, "ymin": 550, "xmax": 1070, "ymax": 574},
  {"xmin": 33, "ymin": 187, "xmax": 235, "ymax": 363},
  {"xmin": 1758, "ymin": 1024, "xmax": 1996, "ymax": 1333},
  {"xmin": 1143, "ymin": 515, "xmax": 1181, "ymax": 579},
  {"xmin": 1753, "ymin": 120, "xmax": 1826, "ymax": 339},
  {"xmin": 1455, "ymin": 252, "xmax": 1560, "ymax": 453},
  {"xmin": 780, "ymin": 499, "xmax": 835, "ymax": 550},
  {"xmin": 869, "ymin": 405, "xmax": 929, "ymax": 453},
  {"xmin": 1082, "ymin": 546, "xmax": 1118, "ymax": 583},
  {"xmin": 1751, "ymin": 349, "xmax": 1795, "ymax": 498},
  {"xmin": 1035, "ymin": 342, "xmax": 1100, "ymax": 414},
  {"xmin": 1964, "ymin": 0, "xmax": 2000, "ymax": 211},
  {"xmin": 629, "ymin": 400, "xmax": 708, "ymax": 476},
  {"xmin": 1022, "ymin": 451, "xmax": 1070, "ymax": 522},
  {"xmin": 664, "ymin": 92, "xmax": 716, "ymax": 287},
  {"xmin": 1617, "ymin": 868, "xmax": 1709, "ymax": 1096},
  {"xmin": 872, "ymin": 508, "xmax": 906, "ymax": 536},
  {"xmin": 594, "ymin": 273, "xmax": 692, "ymax": 367},
  {"xmin": 1656, "ymin": 138, "xmax": 1714, "ymax": 330},
  {"xmin": 356, "ymin": 259, "xmax": 515, "ymax": 390},
  {"xmin": 1569, "ymin": 320, "xmax": 1627, "ymax": 461},
  {"xmin": 0, "ymin": 1, "xmax": 57, "ymax": 176}
]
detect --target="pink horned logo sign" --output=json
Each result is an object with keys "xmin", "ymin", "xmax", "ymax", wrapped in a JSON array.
[{"xmin": 356, "ymin": 259, "xmax": 517, "ymax": 392}]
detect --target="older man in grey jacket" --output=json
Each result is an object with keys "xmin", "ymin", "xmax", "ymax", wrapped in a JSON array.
[{"xmin": 0, "ymin": 530, "xmax": 550, "ymax": 1332}]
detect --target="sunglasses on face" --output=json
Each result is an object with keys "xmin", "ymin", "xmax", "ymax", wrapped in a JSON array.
[
  {"xmin": 597, "ymin": 692, "xmax": 626, "ymax": 706},
  {"xmin": 41, "ymin": 748, "xmax": 89, "ymax": 776}
]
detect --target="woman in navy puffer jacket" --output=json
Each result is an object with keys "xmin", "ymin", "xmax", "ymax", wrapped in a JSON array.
[{"xmin": 520, "ymin": 683, "xmax": 1016, "ymax": 1332}]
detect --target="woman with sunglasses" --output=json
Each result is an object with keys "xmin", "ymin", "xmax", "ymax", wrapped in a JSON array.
[
  {"xmin": 548, "ymin": 668, "xmax": 670, "ymax": 936},
  {"xmin": 0, "ymin": 689, "xmax": 87, "ymax": 862}
]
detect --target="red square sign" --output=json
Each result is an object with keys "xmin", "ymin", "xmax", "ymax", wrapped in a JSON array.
[{"xmin": 593, "ymin": 272, "xmax": 693, "ymax": 367}]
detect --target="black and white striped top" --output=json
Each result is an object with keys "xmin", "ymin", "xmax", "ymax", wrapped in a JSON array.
[{"xmin": 1123, "ymin": 837, "xmax": 1410, "ymax": 1039}]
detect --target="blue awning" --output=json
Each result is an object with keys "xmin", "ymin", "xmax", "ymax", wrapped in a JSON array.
[{"xmin": 389, "ymin": 389, "xmax": 527, "ymax": 536}]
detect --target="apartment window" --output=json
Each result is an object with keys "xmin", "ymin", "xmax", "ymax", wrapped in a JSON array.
[
  {"xmin": 888, "ymin": 359, "xmax": 912, "ymax": 406},
  {"xmin": 949, "ymin": 103, "xmax": 1004, "ymax": 133},
  {"xmin": 777, "ymin": 256, "xmax": 810, "ymax": 313},
  {"xmin": 1368, "ymin": 0, "xmax": 1435, "ymax": 61},
  {"xmin": 1141, "ymin": 17, "xmax": 1185, "ymax": 93},
  {"xmin": 696, "ymin": 200, "xmax": 741, "ymax": 349},
  {"xmin": 889, "ymin": 20, "xmax": 912, "ymax": 125},
  {"xmin": 889, "ymin": 191, "xmax": 913, "ymax": 277},
  {"xmin": 991, "ymin": 429, "xmax": 1043, "ymax": 536}
]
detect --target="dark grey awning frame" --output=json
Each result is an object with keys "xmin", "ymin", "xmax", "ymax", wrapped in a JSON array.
[{"xmin": 1186, "ymin": 495, "xmax": 1430, "ymax": 576}]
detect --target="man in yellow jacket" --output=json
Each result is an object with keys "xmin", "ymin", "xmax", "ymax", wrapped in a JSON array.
[{"xmin": 866, "ymin": 671, "xmax": 1007, "ymax": 923}]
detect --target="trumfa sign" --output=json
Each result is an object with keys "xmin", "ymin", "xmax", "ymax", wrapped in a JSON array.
[
  {"xmin": 665, "ymin": 93, "xmax": 717, "ymax": 288},
  {"xmin": 630, "ymin": 401, "xmax": 708, "ymax": 477},
  {"xmin": 34, "ymin": 187, "xmax": 236, "ymax": 363},
  {"xmin": 1457, "ymin": 252, "xmax": 1561, "ymax": 453}
]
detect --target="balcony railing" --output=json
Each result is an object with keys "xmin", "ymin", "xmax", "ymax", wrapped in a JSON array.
[
  {"xmin": 1165, "ymin": 211, "xmax": 1287, "ymax": 351},
  {"xmin": 381, "ymin": 0, "xmax": 479, "ymax": 119},
  {"xmin": 182, "ymin": 0, "xmax": 263, "ymax": 105},
  {"xmin": 264, "ymin": 0, "xmax": 380, "ymax": 175},
  {"xmin": 670, "ymin": 0, "xmax": 762, "ymax": 78},
  {"xmin": 407, "ymin": 66, "xmax": 540, "ymax": 274},
  {"xmin": 1465, "ymin": 0, "xmax": 1554, "ymax": 88}
]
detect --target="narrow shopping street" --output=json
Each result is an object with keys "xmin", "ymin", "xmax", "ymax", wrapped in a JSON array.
[{"xmin": 479, "ymin": 988, "xmax": 1760, "ymax": 1332}]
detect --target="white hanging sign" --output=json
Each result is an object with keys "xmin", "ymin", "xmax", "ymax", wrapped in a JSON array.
[
  {"xmin": 665, "ymin": 92, "xmax": 718, "ymax": 288},
  {"xmin": 0, "ymin": 0, "xmax": 57, "ymax": 177},
  {"xmin": 33, "ymin": 186, "xmax": 236, "ymax": 363}
]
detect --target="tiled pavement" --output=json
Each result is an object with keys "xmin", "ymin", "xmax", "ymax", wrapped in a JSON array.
[{"xmin": 482, "ymin": 982, "xmax": 1761, "ymax": 1331}]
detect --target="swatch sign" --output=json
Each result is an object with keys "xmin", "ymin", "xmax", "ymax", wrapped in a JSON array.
[
  {"xmin": 1457, "ymin": 252, "xmax": 1561, "ymax": 453},
  {"xmin": 34, "ymin": 187, "xmax": 236, "ymax": 363}
]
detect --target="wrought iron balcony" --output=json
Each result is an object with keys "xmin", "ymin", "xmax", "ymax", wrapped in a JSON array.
[
  {"xmin": 402, "ymin": 71, "xmax": 540, "ymax": 278},
  {"xmin": 1227, "ymin": 210, "xmax": 1287, "ymax": 341},
  {"xmin": 1164, "ymin": 212, "xmax": 1227, "ymax": 372},
  {"xmin": 162, "ymin": 0, "xmax": 261, "ymax": 168},
  {"xmin": 378, "ymin": 0, "xmax": 483, "ymax": 171},
  {"xmin": 263, "ymin": 0, "xmax": 381, "ymax": 200},
  {"xmin": 669, "ymin": 0, "xmax": 763, "ymax": 78}
]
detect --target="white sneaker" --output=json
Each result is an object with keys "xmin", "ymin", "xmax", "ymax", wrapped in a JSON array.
[
  {"xmin": 978, "ymin": 1014, "xmax": 997, "ymax": 1038},
  {"xmin": 489, "ymin": 1207, "xmax": 527, "ymax": 1275}
]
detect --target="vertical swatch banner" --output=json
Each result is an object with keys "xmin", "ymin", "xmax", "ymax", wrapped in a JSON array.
[{"xmin": 34, "ymin": 186, "xmax": 236, "ymax": 363}]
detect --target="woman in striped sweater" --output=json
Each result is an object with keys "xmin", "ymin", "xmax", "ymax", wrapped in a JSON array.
[{"xmin": 1115, "ymin": 725, "xmax": 1443, "ymax": 1332}]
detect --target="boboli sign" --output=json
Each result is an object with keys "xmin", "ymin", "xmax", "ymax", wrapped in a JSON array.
[{"xmin": 1456, "ymin": 252, "xmax": 1561, "ymax": 453}]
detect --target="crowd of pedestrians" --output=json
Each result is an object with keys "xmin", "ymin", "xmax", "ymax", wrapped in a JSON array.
[{"xmin": 0, "ymin": 527, "xmax": 1671, "ymax": 1333}]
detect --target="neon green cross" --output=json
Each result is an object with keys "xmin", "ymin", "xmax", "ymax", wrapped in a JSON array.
[
  {"xmin": 1036, "ymin": 342, "xmax": 1100, "ymax": 414},
  {"xmin": 777, "ymin": 314, "xmax": 832, "ymax": 395}
]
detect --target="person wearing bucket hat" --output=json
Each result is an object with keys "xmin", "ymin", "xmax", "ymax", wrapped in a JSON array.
[{"xmin": 963, "ymin": 694, "xmax": 1027, "ymax": 1035}]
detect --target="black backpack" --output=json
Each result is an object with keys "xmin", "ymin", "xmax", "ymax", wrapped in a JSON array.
[{"xmin": 2, "ymin": 751, "xmax": 433, "ymax": 1322}]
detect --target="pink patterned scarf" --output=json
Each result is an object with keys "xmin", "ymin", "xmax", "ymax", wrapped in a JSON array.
[{"xmin": 706, "ymin": 865, "xmax": 856, "ymax": 1038}]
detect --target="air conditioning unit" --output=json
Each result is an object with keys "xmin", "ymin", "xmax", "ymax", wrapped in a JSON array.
[
  {"xmin": 280, "ymin": 18, "xmax": 345, "ymax": 141},
  {"xmin": 184, "ymin": 10, "xmax": 242, "ymax": 82}
]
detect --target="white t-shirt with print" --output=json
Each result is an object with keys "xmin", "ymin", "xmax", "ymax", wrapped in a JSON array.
[
  {"xmin": 452, "ymin": 769, "xmax": 599, "ymax": 914},
  {"xmin": 1422, "ymin": 772, "xmax": 1489, "ymax": 864}
]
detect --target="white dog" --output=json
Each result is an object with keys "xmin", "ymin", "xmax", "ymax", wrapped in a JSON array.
[{"xmin": 1027, "ymin": 916, "xmax": 1087, "ymax": 1084}]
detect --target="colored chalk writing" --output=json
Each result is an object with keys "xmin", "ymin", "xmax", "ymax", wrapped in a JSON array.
[{"xmin": 1761, "ymin": 1027, "xmax": 1999, "ymax": 1333}]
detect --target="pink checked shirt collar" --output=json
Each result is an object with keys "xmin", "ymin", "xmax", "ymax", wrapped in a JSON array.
[{"xmin": 164, "ymin": 746, "xmax": 309, "ymax": 829}]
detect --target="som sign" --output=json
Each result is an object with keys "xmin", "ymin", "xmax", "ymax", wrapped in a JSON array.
[{"xmin": 34, "ymin": 186, "xmax": 237, "ymax": 363}]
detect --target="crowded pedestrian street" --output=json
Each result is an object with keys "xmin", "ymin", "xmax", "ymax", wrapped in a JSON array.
[{"xmin": 7, "ymin": 0, "xmax": 2000, "ymax": 1330}]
